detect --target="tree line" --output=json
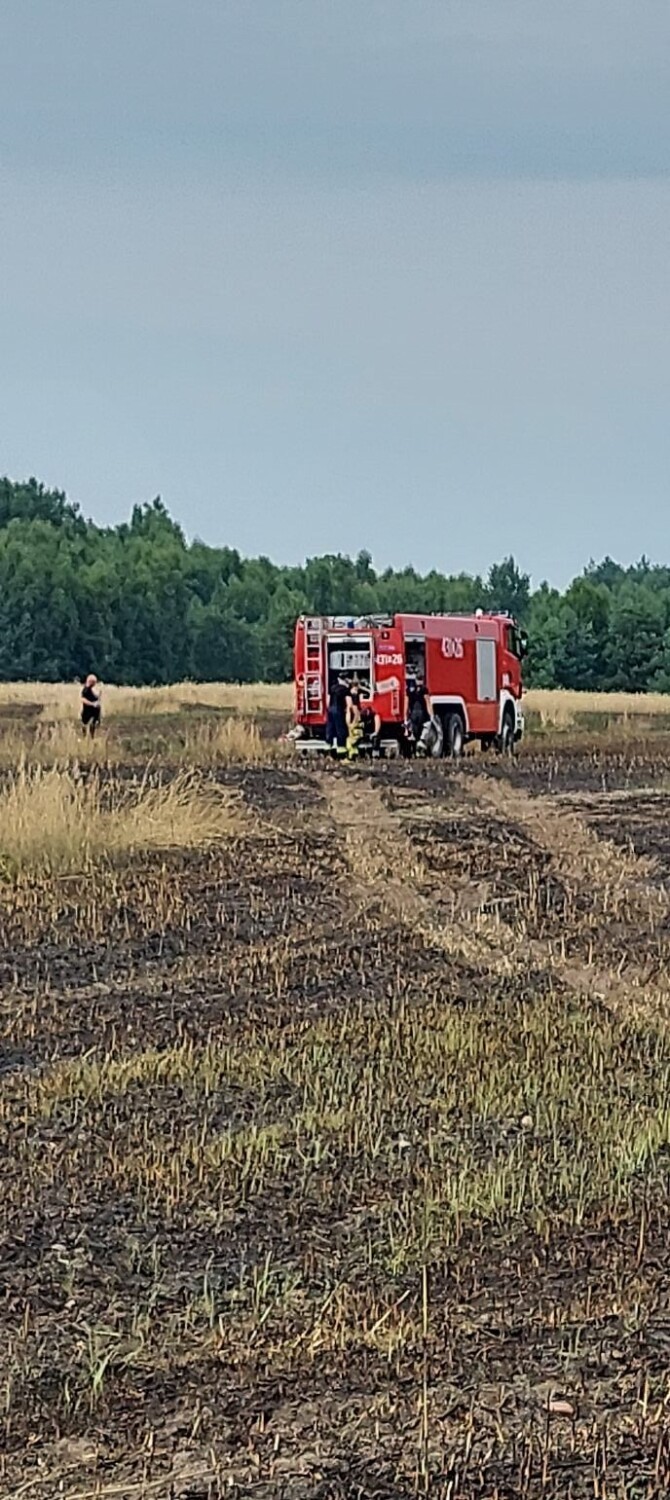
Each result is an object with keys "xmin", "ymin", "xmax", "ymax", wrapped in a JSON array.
[{"xmin": 0, "ymin": 477, "xmax": 668, "ymax": 691}]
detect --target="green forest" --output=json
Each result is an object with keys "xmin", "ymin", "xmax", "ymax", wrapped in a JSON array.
[{"xmin": 1, "ymin": 476, "xmax": 668, "ymax": 691}]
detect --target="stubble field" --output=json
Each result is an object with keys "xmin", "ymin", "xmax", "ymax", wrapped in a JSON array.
[{"xmin": 3, "ymin": 693, "xmax": 670, "ymax": 1497}]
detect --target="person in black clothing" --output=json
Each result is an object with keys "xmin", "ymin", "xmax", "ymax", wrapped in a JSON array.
[
  {"xmin": 81, "ymin": 674, "xmax": 101, "ymax": 737},
  {"xmin": 326, "ymin": 673, "xmax": 352, "ymax": 756},
  {"xmin": 406, "ymin": 673, "xmax": 433, "ymax": 740},
  {"xmin": 360, "ymin": 701, "xmax": 383, "ymax": 756},
  {"xmin": 348, "ymin": 675, "xmax": 364, "ymax": 716}
]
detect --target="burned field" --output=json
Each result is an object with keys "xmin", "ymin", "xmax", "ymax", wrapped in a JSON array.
[{"xmin": 3, "ymin": 737, "xmax": 670, "ymax": 1497}]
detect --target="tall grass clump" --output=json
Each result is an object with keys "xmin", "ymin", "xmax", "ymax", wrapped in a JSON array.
[
  {"xmin": 32, "ymin": 720, "xmax": 111, "ymax": 762},
  {"xmin": 0, "ymin": 765, "xmax": 238, "ymax": 879},
  {"xmin": 183, "ymin": 716, "xmax": 287, "ymax": 766},
  {"xmin": 0, "ymin": 764, "xmax": 94, "ymax": 878}
]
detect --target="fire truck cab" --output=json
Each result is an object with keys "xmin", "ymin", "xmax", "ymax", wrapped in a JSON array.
[{"xmin": 293, "ymin": 611, "xmax": 526, "ymax": 756}]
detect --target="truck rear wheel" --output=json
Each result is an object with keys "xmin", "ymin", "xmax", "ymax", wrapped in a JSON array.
[{"xmin": 444, "ymin": 712, "xmax": 464, "ymax": 759}]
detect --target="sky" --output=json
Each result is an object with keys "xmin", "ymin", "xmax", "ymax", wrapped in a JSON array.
[{"xmin": 0, "ymin": 0, "xmax": 669, "ymax": 586}]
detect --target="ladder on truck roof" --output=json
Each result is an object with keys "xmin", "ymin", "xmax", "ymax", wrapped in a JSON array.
[{"xmin": 304, "ymin": 617, "xmax": 324, "ymax": 715}]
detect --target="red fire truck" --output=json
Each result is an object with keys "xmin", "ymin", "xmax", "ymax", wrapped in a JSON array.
[{"xmin": 293, "ymin": 611, "xmax": 527, "ymax": 756}]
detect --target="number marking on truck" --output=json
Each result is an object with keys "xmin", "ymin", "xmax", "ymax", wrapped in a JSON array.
[{"xmin": 441, "ymin": 637, "xmax": 464, "ymax": 659}]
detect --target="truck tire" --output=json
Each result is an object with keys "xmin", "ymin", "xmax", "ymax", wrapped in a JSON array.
[
  {"xmin": 444, "ymin": 712, "xmax": 464, "ymax": 759},
  {"xmin": 499, "ymin": 709, "xmax": 516, "ymax": 757}
]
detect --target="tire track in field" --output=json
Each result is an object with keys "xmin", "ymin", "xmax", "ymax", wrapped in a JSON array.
[
  {"xmin": 318, "ymin": 770, "xmax": 535, "ymax": 979},
  {"xmin": 466, "ymin": 773, "xmax": 670, "ymax": 1022},
  {"xmin": 472, "ymin": 774, "xmax": 665, "ymax": 910},
  {"xmin": 320, "ymin": 768, "xmax": 670, "ymax": 1025}
]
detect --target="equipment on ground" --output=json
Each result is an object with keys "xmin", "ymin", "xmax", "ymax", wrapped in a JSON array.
[{"xmin": 292, "ymin": 611, "xmax": 527, "ymax": 758}]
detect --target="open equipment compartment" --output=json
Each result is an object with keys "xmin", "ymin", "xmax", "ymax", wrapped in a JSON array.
[{"xmin": 326, "ymin": 634, "xmax": 373, "ymax": 698}]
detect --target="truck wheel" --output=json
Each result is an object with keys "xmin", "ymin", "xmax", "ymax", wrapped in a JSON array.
[
  {"xmin": 444, "ymin": 712, "xmax": 464, "ymax": 759},
  {"xmin": 499, "ymin": 711, "xmax": 516, "ymax": 757}
]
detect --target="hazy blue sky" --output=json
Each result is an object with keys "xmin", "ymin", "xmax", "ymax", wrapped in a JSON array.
[{"xmin": 1, "ymin": 0, "xmax": 669, "ymax": 584}]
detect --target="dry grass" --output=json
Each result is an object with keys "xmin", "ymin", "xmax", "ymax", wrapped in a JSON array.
[
  {"xmin": 0, "ymin": 717, "xmax": 123, "ymax": 768},
  {"xmin": 0, "ymin": 679, "xmax": 669, "ymax": 733},
  {"xmin": 32, "ymin": 719, "xmax": 111, "ymax": 761},
  {"xmin": 0, "ymin": 680, "xmax": 294, "ymax": 720},
  {"xmin": 0, "ymin": 712, "xmax": 290, "ymax": 770},
  {"xmin": 525, "ymin": 687, "xmax": 670, "ymax": 728},
  {"xmin": 0, "ymin": 765, "xmax": 239, "ymax": 878},
  {"xmin": 181, "ymin": 715, "xmax": 289, "ymax": 766}
]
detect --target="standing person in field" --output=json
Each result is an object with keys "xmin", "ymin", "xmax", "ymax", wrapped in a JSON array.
[{"xmin": 80, "ymin": 674, "xmax": 101, "ymax": 738}]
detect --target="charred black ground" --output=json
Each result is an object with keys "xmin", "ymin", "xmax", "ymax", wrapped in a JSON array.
[{"xmin": 2, "ymin": 730, "xmax": 670, "ymax": 1498}]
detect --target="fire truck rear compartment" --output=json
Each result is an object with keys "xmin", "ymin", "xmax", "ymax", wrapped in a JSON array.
[
  {"xmin": 403, "ymin": 634, "xmax": 426, "ymax": 680},
  {"xmin": 327, "ymin": 637, "xmax": 372, "ymax": 697}
]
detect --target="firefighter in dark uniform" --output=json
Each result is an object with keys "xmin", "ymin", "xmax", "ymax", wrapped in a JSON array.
[
  {"xmin": 406, "ymin": 672, "xmax": 433, "ymax": 740},
  {"xmin": 326, "ymin": 672, "xmax": 352, "ymax": 758}
]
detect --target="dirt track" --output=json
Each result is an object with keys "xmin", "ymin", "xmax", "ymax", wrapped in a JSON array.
[{"xmin": 3, "ymin": 742, "xmax": 670, "ymax": 1497}]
